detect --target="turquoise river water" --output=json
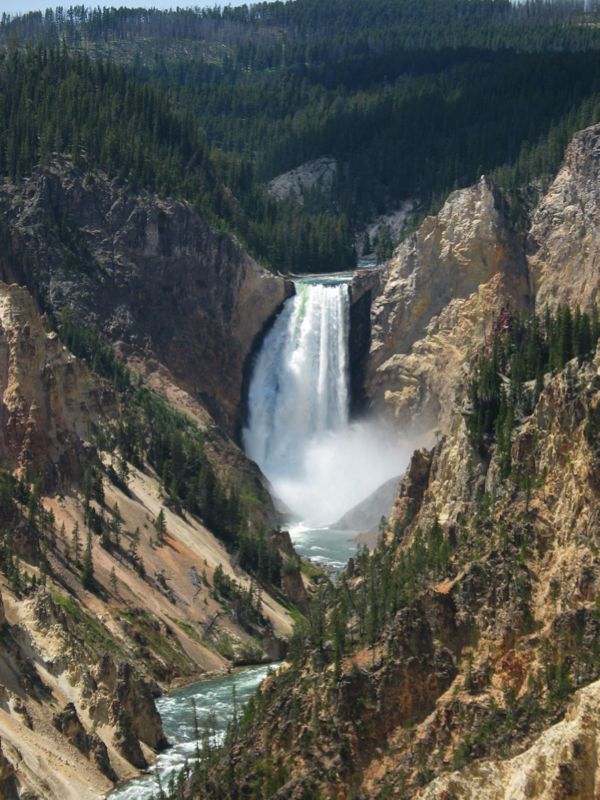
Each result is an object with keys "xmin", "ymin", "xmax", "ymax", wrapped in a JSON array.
[
  {"xmin": 108, "ymin": 527, "xmax": 356, "ymax": 800},
  {"xmin": 108, "ymin": 663, "xmax": 274, "ymax": 800}
]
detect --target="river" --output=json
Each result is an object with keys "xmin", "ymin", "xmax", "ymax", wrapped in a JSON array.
[
  {"xmin": 109, "ymin": 274, "xmax": 401, "ymax": 799},
  {"xmin": 108, "ymin": 664, "xmax": 274, "ymax": 800},
  {"xmin": 108, "ymin": 525, "xmax": 356, "ymax": 800}
]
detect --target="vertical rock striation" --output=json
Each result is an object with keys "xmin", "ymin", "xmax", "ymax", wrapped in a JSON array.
[
  {"xmin": 0, "ymin": 159, "xmax": 292, "ymax": 436},
  {"xmin": 529, "ymin": 123, "xmax": 600, "ymax": 312},
  {"xmin": 0, "ymin": 282, "xmax": 115, "ymax": 484},
  {"xmin": 365, "ymin": 177, "xmax": 529, "ymax": 432}
]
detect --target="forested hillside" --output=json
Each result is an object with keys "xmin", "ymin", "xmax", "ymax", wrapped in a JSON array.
[{"xmin": 4, "ymin": 1, "xmax": 600, "ymax": 269}]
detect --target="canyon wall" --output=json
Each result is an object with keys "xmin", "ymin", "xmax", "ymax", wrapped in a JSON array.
[
  {"xmin": 362, "ymin": 127, "xmax": 600, "ymax": 436},
  {"xmin": 195, "ymin": 121, "xmax": 600, "ymax": 800},
  {"xmin": 0, "ymin": 159, "xmax": 292, "ymax": 437},
  {"xmin": 364, "ymin": 176, "xmax": 530, "ymax": 433},
  {"xmin": 0, "ymin": 160, "xmax": 306, "ymax": 797}
]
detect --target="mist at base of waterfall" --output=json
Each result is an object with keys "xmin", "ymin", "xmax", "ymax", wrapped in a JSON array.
[
  {"xmin": 243, "ymin": 279, "xmax": 411, "ymax": 530},
  {"xmin": 268, "ymin": 417, "xmax": 410, "ymax": 527}
]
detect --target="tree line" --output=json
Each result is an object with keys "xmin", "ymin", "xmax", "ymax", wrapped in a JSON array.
[
  {"xmin": 0, "ymin": 45, "xmax": 356, "ymax": 273},
  {"xmin": 4, "ymin": 3, "xmax": 600, "ymax": 269}
]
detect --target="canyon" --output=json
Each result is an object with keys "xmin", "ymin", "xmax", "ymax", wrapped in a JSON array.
[
  {"xmin": 2, "ymin": 113, "xmax": 600, "ymax": 800},
  {"xmin": 0, "ymin": 162, "xmax": 302, "ymax": 797},
  {"xmin": 180, "ymin": 122, "xmax": 600, "ymax": 799}
]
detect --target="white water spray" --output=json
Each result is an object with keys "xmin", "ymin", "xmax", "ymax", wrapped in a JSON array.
[{"xmin": 243, "ymin": 278, "xmax": 409, "ymax": 526}]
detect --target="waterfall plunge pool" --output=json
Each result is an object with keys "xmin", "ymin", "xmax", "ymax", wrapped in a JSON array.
[{"xmin": 289, "ymin": 522, "xmax": 358, "ymax": 573}]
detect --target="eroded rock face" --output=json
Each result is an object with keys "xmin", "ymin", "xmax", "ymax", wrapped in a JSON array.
[
  {"xmin": 88, "ymin": 655, "xmax": 167, "ymax": 760},
  {"xmin": 349, "ymin": 268, "xmax": 383, "ymax": 415},
  {"xmin": 0, "ymin": 160, "xmax": 291, "ymax": 435},
  {"xmin": 205, "ymin": 351, "xmax": 600, "ymax": 800},
  {"xmin": 421, "ymin": 678, "xmax": 600, "ymax": 800},
  {"xmin": 183, "ymin": 123, "xmax": 600, "ymax": 800},
  {"xmin": 0, "ymin": 282, "xmax": 115, "ymax": 484},
  {"xmin": 113, "ymin": 662, "xmax": 167, "ymax": 752},
  {"xmin": 366, "ymin": 177, "xmax": 529, "ymax": 432},
  {"xmin": 337, "ymin": 606, "xmax": 457, "ymax": 751},
  {"xmin": 364, "ymin": 123, "xmax": 600, "ymax": 436},
  {"xmin": 267, "ymin": 156, "xmax": 338, "ymax": 206},
  {"xmin": 282, "ymin": 571, "xmax": 310, "ymax": 614},
  {"xmin": 0, "ymin": 738, "xmax": 18, "ymax": 800},
  {"xmin": 53, "ymin": 703, "xmax": 116, "ymax": 780},
  {"xmin": 529, "ymin": 123, "xmax": 600, "ymax": 312}
]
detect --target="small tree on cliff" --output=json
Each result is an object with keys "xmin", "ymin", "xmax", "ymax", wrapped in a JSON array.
[
  {"xmin": 81, "ymin": 529, "xmax": 94, "ymax": 590},
  {"xmin": 110, "ymin": 566, "xmax": 118, "ymax": 595},
  {"xmin": 154, "ymin": 508, "xmax": 167, "ymax": 546},
  {"xmin": 129, "ymin": 527, "xmax": 140, "ymax": 563},
  {"xmin": 72, "ymin": 522, "xmax": 81, "ymax": 567}
]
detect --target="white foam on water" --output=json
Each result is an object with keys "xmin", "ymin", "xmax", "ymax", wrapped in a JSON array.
[{"xmin": 243, "ymin": 279, "xmax": 409, "ymax": 527}]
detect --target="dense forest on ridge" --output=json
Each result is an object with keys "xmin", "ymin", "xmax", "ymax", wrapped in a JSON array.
[{"xmin": 2, "ymin": 0, "xmax": 600, "ymax": 268}]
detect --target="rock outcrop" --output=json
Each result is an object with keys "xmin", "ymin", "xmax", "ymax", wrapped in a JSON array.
[
  {"xmin": 421, "ymin": 678, "xmax": 600, "ymax": 800},
  {"xmin": 267, "ymin": 156, "xmax": 338, "ymax": 206},
  {"xmin": 365, "ymin": 176, "xmax": 530, "ymax": 432},
  {"xmin": 0, "ymin": 281, "xmax": 115, "ymax": 484},
  {"xmin": 53, "ymin": 703, "xmax": 116, "ymax": 780},
  {"xmin": 529, "ymin": 123, "xmax": 600, "ymax": 312},
  {"xmin": 0, "ymin": 159, "xmax": 291, "ymax": 435},
  {"xmin": 335, "ymin": 474, "xmax": 400, "ymax": 537},
  {"xmin": 0, "ymin": 738, "xmax": 18, "ymax": 800},
  {"xmin": 349, "ymin": 267, "xmax": 383, "ymax": 415},
  {"xmin": 112, "ymin": 661, "xmax": 167, "ymax": 752}
]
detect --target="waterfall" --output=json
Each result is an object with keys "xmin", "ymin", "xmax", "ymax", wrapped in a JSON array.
[
  {"xmin": 244, "ymin": 279, "xmax": 349, "ymax": 478},
  {"xmin": 244, "ymin": 277, "xmax": 408, "ymax": 526}
]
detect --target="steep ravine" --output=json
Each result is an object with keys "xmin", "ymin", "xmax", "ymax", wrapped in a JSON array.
[
  {"xmin": 4, "ymin": 118, "xmax": 600, "ymax": 800},
  {"xmin": 0, "ymin": 163, "xmax": 306, "ymax": 798},
  {"xmin": 181, "ymin": 122, "xmax": 600, "ymax": 800},
  {"xmin": 0, "ymin": 276, "xmax": 299, "ymax": 799}
]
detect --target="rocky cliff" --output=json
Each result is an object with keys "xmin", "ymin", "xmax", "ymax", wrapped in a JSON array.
[
  {"xmin": 0, "ymin": 282, "xmax": 115, "ymax": 485},
  {"xmin": 0, "ymin": 159, "xmax": 292, "ymax": 437},
  {"xmin": 364, "ymin": 125, "xmax": 600, "ymax": 438},
  {"xmin": 364, "ymin": 177, "xmax": 530, "ymax": 433},
  {"xmin": 421, "ymin": 677, "xmax": 600, "ymax": 799},
  {"xmin": 266, "ymin": 157, "xmax": 339, "ymax": 206},
  {"xmin": 529, "ymin": 123, "xmax": 600, "ymax": 313},
  {"xmin": 0, "ymin": 162, "xmax": 304, "ymax": 796},
  {"xmin": 196, "ymin": 307, "xmax": 600, "ymax": 800},
  {"xmin": 190, "ymin": 122, "xmax": 600, "ymax": 800}
]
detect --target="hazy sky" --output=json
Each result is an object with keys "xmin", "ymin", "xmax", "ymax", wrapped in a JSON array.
[{"xmin": 1, "ymin": 1, "xmax": 248, "ymax": 14}]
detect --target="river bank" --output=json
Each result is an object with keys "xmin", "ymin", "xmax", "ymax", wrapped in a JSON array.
[{"xmin": 108, "ymin": 664, "xmax": 276, "ymax": 800}]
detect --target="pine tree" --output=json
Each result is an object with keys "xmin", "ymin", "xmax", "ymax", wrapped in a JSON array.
[
  {"xmin": 129, "ymin": 527, "xmax": 140, "ymax": 563},
  {"xmin": 81, "ymin": 529, "xmax": 94, "ymax": 589},
  {"xmin": 110, "ymin": 566, "xmax": 118, "ymax": 595},
  {"xmin": 72, "ymin": 522, "xmax": 81, "ymax": 566},
  {"xmin": 154, "ymin": 508, "xmax": 167, "ymax": 546},
  {"xmin": 59, "ymin": 522, "xmax": 67, "ymax": 549},
  {"xmin": 559, "ymin": 305, "xmax": 574, "ymax": 366}
]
